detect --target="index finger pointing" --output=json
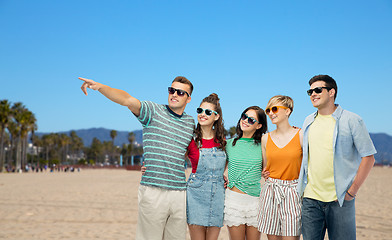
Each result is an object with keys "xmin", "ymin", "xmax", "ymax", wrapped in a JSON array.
[{"xmin": 78, "ymin": 77, "xmax": 93, "ymax": 83}]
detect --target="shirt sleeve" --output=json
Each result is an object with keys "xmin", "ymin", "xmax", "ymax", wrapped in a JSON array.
[
  {"xmin": 137, "ymin": 101, "xmax": 157, "ymax": 127},
  {"xmin": 351, "ymin": 117, "xmax": 377, "ymax": 157},
  {"xmin": 187, "ymin": 138, "xmax": 199, "ymax": 173}
]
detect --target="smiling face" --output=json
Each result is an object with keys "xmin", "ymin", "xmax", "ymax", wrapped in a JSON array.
[
  {"xmin": 309, "ymin": 81, "xmax": 335, "ymax": 110},
  {"xmin": 240, "ymin": 109, "xmax": 262, "ymax": 136},
  {"xmin": 167, "ymin": 82, "xmax": 192, "ymax": 114},
  {"xmin": 197, "ymin": 102, "xmax": 219, "ymax": 127},
  {"xmin": 267, "ymin": 102, "xmax": 290, "ymax": 125}
]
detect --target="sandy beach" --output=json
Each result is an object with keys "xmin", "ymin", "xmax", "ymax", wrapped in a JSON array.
[{"xmin": 0, "ymin": 167, "xmax": 391, "ymax": 240}]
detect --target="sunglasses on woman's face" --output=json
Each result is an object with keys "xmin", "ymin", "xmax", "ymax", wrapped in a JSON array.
[
  {"xmin": 307, "ymin": 87, "xmax": 332, "ymax": 96},
  {"xmin": 168, "ymin": 87, "xmax": 190, "ymax": 97},
  {"xmin": 197, "ymin": 107, "xmax": 218, "ymax": 116},
  {"xmin": 265, "ymin": 106, "xmax": 288, "ymax": 114},
  {"xmin": 241, "ymin": 113, "xmax": 259, "ymax": 125}
]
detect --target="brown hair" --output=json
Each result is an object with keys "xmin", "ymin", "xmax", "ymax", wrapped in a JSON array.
[
  {"xmin": 194, "ymin": 93, "xmax": 226, "ymax": 151},
  {"xmin": 172, "ymin": 76, "xmax": 193, "ymax": 95}
]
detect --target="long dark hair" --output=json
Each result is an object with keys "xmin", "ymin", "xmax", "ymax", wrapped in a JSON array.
[
  {"xmin": 195, "ymin": 93, "xmax": 226, "ymax": 151},
  {"xmin": 232, "ymin": 106, "xmax": 267, "ymax": 146}
]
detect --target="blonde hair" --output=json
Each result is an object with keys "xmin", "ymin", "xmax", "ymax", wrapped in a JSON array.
[{"xmin": 266, "ymin": 95, "xmax": 294, "ymax": 117}]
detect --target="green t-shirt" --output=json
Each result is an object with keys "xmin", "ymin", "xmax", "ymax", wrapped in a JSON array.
[{"xmin": 226, "ymin": 138, "xmax": 262, "ymax": 197}]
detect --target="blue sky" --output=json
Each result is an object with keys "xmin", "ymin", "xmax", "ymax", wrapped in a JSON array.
[{"xmin": 1, "ymin": 0, "xmax": 391, "ymax": 135}]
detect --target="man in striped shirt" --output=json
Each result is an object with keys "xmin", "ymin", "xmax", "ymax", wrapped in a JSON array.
[{"xmin": 80, "ymin": 76, "xmax": 195, "ymax": 240}]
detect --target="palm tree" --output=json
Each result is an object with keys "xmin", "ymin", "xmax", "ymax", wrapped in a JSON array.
[
  {"xmin": 2, "ymin": 131, "xmax": 10, "ymax": 171},
  {"xmin": 128, "ymin": 132, "xmax": 135, "ymax": 146},
  {"xmin": 11, "ymin": 102, "xmax": 25, "ymax": 171},
  {"xmin": 28, "ymin": 118, "xmax": 38, "ymax": 168},
  {"xmin": 110, "ymin": 130, "xmax": 117, "ymax": 144},
  {"xmin": 0, "ymin": 100, "xmax": 11, "ymax": 172},
  {"xmin": 59, "ymin": 133, "xmax": 70, "ymax": 164},
  {"xmin": 20, "ymin": 110, "xmax": 36, "ymax": 170},
  {"xmin": 42, "ymin": 134, "xmax": 55, "ymax": 167},
  {"xmin": 121, "ymin": 143, "xmax": 128, "ymax": 165},
  {"xmin": 89, "ymin": 137, "xmax": 103, "ymax": 164},
  {"xmin": 127, "ymin": 132, "xmax": 136, "ymax": 165},
  {"xmin": 7, "ymin": 121, "xmax": 18, "ymax": 170},
  {"xmin": 27, "ymin": 112, "xmax": 37, "ymax": 165},
  {"xmin": 31, "ymin": 134, "xmax": 42, "ymax": 169},
  {"xmin": 110, "ymin": 130, "xmax": 117, "ymax": 164},
  {"xmin": 70, "ymin": 131, "xmax": 84, "ymax": 164}
]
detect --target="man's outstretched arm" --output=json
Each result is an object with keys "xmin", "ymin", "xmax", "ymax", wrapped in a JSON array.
[{"xmin": 79, "ymin": 77, "xmax": 141, "ymax": 117}]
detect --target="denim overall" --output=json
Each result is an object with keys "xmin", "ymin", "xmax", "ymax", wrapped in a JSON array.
[{"xmin": 186, "ymin": 147, "xmax": 227, "ymax": 227}]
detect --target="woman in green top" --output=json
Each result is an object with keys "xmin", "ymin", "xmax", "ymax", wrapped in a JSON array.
[{"xmin": 224, "ymin": 106, "xmax": 268, "ymax": 240}]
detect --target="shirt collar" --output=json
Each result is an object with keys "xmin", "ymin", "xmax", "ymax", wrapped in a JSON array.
[
  {"xmin": 166, "ymin": 105, "xmax": 183, "ymax": 118},
  {"xmin": 312, "ymin": 104, "xmax": 342, "ymax": 120},
  {"xmin": 331, "ymin": 104, "xmax": 343, "ymax": 119}
]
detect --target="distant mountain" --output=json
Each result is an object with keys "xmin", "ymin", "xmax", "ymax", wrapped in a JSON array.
[
  {"xmin": 370, "ymin": 133, "xmax": 392, "ymax": 165},
  {"xmin": 35, "ymin": 128, "xmax": 392, "ymax": 165},
  {"xmin": 36, "ymin": 128, "xmax": 143, "ymax": 147}
]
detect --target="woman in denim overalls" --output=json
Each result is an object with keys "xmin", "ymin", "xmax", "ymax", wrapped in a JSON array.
[{"xmin": 186, "ymin": 93, "xmax": 227, "ymax": 240}]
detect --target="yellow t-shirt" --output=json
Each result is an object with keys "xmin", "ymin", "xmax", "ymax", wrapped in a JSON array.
[{"xmin": 304, "ymin": 114, "xmax": 337, "ymax": 202}]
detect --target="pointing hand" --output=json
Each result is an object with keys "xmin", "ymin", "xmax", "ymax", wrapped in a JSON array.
[{"xmin": 79, "ymin": 77, "xmax": 101, "ymax": 95}]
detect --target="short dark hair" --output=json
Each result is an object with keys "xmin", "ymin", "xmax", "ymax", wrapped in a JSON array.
[
  {"xmin": 309, "ymin": 74, "xmax": 338, "ymax": 100},
  {"xmin": 172, "ymin": 76, "xmax": 193, "ymax": 95}
]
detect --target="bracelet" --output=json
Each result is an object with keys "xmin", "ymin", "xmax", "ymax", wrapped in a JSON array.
[{"xmin": 347, "ymin": 191, "xmax": 356, "ymax": 198}]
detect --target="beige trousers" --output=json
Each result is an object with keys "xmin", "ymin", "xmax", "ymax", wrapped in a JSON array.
[{"xmin": 136, "ymin": 185, "xmax": 187, "ymax": 240}]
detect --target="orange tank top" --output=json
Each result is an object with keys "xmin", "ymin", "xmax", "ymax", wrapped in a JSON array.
[{"xmin": 265, "ymin": 130, "xmax": 303, "ymax": 180}]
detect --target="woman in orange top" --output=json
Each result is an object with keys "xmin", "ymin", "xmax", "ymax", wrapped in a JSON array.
[{"xmin": 257, "ymin": 95, "xmax": 303, "ymax": 240}]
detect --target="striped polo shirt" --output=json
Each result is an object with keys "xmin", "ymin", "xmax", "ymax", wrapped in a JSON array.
[
  {"xmin": 226, "ymin": 138, "xmax": 263, "ymax": 197},
  {"xmin": 138, "ymin": 101, "xmax": 195, "ymax": 190}
]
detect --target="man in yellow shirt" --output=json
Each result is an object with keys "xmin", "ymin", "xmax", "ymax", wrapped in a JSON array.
[{"xmin": 297, "ymin": 75, "xmax": 376, "ymax": 240}]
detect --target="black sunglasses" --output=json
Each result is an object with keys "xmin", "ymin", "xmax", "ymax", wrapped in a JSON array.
[
  {"xmin": 307, "ymin": 87, "xmax": 332, "ymax": 96},
  {"xmin": 241, "ymin": 113, "xmax": 259, "ymax": 125},
  {"xmin": 197, "ymin": 107, "xmax": 218, "ymax": 116},
  {"xmin": 168, "ymin": 87, "xmax": 190, "ymax": 97}
]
